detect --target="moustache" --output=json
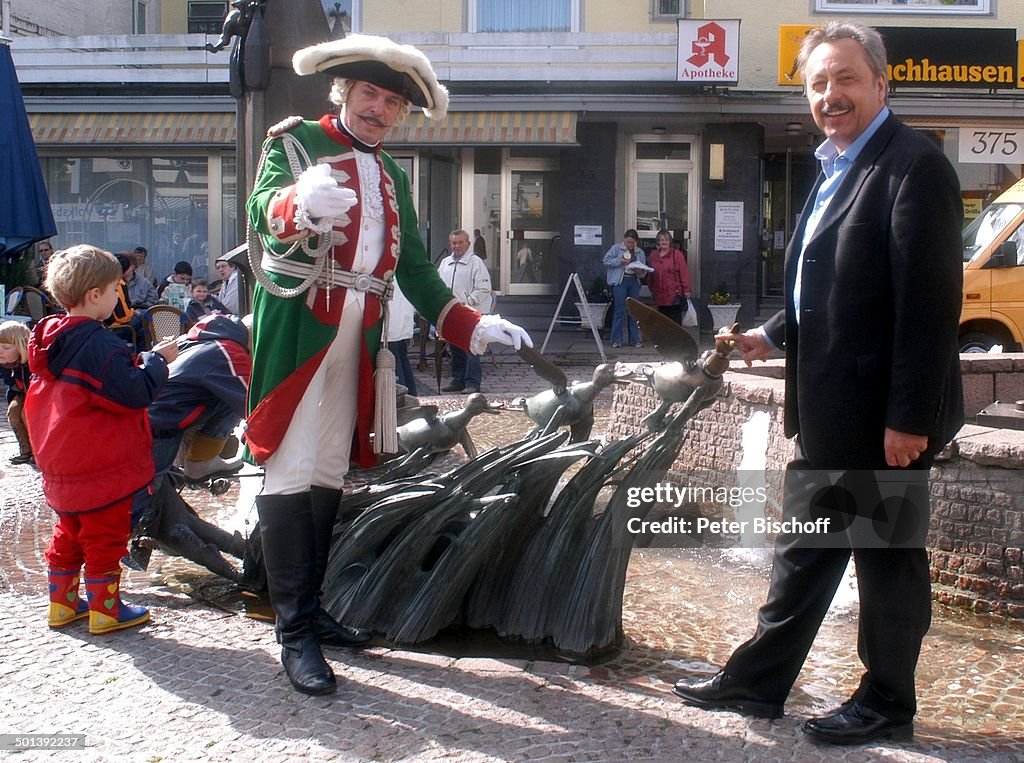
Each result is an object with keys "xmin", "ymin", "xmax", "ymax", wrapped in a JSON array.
[
  {"xmin": 354, "ymin": 113, "xmax": 389, "ymax": 128},
  {"xmin": 820, "ymin": 104, "xmax": 851, "ymax": 117}
]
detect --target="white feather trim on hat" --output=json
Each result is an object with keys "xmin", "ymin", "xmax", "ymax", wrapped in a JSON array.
[{"xmin": 293, "ymin": 34, "xmax": 449, "ymax": 121}]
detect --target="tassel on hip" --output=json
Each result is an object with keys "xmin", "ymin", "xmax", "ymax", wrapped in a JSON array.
[{"xmin": 373, "ymin": 347, "xmax": 399, "ymax": 454}]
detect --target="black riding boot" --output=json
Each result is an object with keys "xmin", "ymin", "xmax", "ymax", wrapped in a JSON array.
[
  {"xmin": 257, "ymin": 492, "xmax": 337, "ymax": 695},
  {"xmin": 310, "ymin": 485, "xmax": 373, "ymax": 648}
]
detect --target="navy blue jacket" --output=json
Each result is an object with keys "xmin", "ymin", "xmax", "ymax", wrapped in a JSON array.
[
  {"xmin": 1, "ymin": 361, "xmax": 30, "ymax": 404},
  {"xmin": 763, "ymin": 114, "xmax": 963, "ymax": 469},
  {"xmin": 148, "ymin": 314, "xmax": 251, "ymax": 435}
]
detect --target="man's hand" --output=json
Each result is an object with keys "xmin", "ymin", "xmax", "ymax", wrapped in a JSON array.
[
  {"xmin": 884, "ymin": 428, "xmax": 928, "ymax": 468},
  {"xmin": 295, "ymin": 163, "xmax": 358, "ymax": 220},
  {"xmin": 729, "ymin": 330, "xmax": 772, "ymax": 367},
  {"xmin": 470, "ymin": 314, "xmax": 533, "ymax": 353}
]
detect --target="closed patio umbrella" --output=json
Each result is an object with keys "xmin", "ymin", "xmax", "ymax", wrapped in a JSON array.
[{"xmin": 0, "ymin": 36, "xmax": 55, "ymax": 260}]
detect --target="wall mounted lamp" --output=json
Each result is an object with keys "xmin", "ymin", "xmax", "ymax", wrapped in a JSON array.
[
  {"xmin": 709, "ymin": 143, "xmax": 725, "ymax": 181},
  {"xmin": 785, "ymin": 121, "xmax": 803, "ymax": 136},
  {"xmin": 651, "ymin": 126, "xmax": 667, "ymax": 135}
]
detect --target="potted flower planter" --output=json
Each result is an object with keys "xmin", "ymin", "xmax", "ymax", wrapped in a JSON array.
[
  {"xmin": 708, "ymin": 303, "xmax": 741, "ymax": 331},
  {"xmin": 575, "ymin": 301, "xmax": 610, "ymax": 331}
]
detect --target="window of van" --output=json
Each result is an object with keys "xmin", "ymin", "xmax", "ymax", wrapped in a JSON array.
[{"xmin": 963, "ymin": 202, "xmax": 1024, "ymax": 263}]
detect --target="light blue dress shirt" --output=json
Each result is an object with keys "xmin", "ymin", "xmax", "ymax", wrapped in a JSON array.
[{"xmin": 793, "ymin": 106, "xmax": 890, "ymax": 321}]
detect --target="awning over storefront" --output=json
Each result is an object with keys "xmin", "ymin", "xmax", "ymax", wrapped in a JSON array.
[
  {"xmin": 388, "ymin": 111, "xmax": 578, "ymax": 146},
  {"xmin": 29, "ymin": 110, "xmax": 578, "ymax": 148},
  {"xmin": 29, "ymin": 111, "xmax": 235, "ymax": 146}
]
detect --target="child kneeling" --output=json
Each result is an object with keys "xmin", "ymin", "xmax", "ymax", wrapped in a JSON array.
[{"xmin": 25, "ymin": 245, "xmax": 178, "ymax": 634}]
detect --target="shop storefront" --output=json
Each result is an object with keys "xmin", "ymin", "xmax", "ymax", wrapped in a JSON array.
[
  {"xmin": 387, "ymin": 112, "xmax": 578, "ymax": 299},
  {"xmin": 29, "ymin": 104, "xmax": 236, "ymax": 284},
  {"xmin": 22, "ymin": 20, "xmax": 1024, "ymax": 328}
]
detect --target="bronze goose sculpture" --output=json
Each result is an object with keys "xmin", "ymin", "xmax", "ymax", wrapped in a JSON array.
[
  {"xmin": 396, "ymin": 392, "xmax": 502, "ymax": 461},
  {"xmin": 514, "ymin": 361, "xmax": 630, "ymax": 442}
]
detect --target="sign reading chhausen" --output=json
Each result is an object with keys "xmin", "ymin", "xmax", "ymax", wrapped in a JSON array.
[{"xmin": 779, "ymin": 26, "xmax": 1018, "ymax": 90}]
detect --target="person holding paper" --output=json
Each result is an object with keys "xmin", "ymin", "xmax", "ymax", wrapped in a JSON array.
[{"xmin": 602, "ymin": 229, "xmax": 646, "ymax": 348}]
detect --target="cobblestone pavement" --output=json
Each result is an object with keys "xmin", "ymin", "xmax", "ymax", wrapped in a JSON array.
[{"xmin": 2, "ymin": 332, "xmax": 1024, "ymax": 762}]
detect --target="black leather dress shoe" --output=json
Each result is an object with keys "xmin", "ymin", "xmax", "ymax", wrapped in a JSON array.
[
  {"xmin": 802, "ymin": 701, "xmax": 913, "ymax": 746},
  {"xmin": 315, "ymin": 610, "xmax": 373, "ymax": 648},
  {"xmin": 672, "ymin": 671, "xmax": 783, "ymax": 719},
  {"xmin": 281, "ymin": 633, "xmax": 336, "ymax": 696}
]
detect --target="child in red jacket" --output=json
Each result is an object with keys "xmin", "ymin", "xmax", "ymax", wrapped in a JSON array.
[{"xmin": 25, "ymin": 245, "xmax": 178, "ymax": 634}]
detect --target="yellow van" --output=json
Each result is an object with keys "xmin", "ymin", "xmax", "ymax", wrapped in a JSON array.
[{"xmin": 961, "ymin": 178, "xmax": 1024, "ymax": 352}]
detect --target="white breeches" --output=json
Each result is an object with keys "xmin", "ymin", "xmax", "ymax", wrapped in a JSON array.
[{"xmin": 261, "ymin": 295, "xmax": 364, "ymax": 495}]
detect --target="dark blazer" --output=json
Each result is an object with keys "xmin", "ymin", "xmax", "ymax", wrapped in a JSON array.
[{"xmin": 762, "ymin": 113, "xmax": 964, "ymax": 470}]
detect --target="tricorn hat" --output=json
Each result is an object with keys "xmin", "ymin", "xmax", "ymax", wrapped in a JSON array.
[{"xmin": 293, "ymin": 34, "xmax": 449, "ymax": 120}]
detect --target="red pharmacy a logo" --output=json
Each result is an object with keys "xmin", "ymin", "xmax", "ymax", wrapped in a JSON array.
[{"xmin": 688, "ymin": 22, "xmax": 730, "ymax": 68}]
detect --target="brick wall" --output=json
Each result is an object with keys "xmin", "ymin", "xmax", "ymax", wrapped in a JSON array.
[
  {"xmin": 930, "ymin": 424, "xmax": 1024, "ymax": 618},
  {"xmin": 959, "ymin": 354, "xmax": 1024, "ymax": 416},
  {"xmin": 610, "ymin": 359, "xmax": 1024, "ymax": 620},
  {"xmin": 608, "ymin": 368, "xmax": 791, "ymax": 523}
]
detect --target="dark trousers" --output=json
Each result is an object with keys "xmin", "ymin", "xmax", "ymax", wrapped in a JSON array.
[
  {"xmin": 388, "ymin": 339, "xmax": 417, "ymax": 396},
  {"xmin": 723, "ymin": 454, "xmax": 933, "ymax": 722},
  {"xmin": 657, "ymin": 303, "xmax": 683, "ymax": 324},
  {"xmin": 150, "ymin": 402, "xmax": 238, "ymax": 479},
  {"xmin": 451, "ymin": 346, "xmax": 481, "ymax": 389}
]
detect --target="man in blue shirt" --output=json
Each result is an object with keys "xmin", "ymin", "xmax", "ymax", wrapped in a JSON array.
[{"xmin": 673, "ymin": 21, "xmax": 963, "ymax": 746}]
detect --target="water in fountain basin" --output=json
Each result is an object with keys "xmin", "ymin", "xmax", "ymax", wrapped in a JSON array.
[
  {"xmin": 733, "ymin": 410, "xmax": 770, "ymax": 554},
  {"xmin": 727, "ymin": 410, "xmax": 859, "ymax": 611}
]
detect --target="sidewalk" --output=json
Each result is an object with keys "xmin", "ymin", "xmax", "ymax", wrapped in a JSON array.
[{"xmin": 1, "ymin": 331, "xmax": 1022, "ymax": 762}]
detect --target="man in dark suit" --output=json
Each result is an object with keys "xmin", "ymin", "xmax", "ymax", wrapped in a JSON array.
[{"xmin": 673, "ymin": 21, "xmax": 963, "ymax": 746}]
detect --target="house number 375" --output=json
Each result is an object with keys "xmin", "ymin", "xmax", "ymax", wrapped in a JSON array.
[{"xmin": 963, "ymin": 130, "xmax": 1024, "ymax": 163}]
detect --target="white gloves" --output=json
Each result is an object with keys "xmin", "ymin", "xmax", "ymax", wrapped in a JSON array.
[
  {"xmin": 470, "ymin": 314, "xmax": 534, "ymax": 355},
  {"xmin": 294, "ymin": 164, "xmax": 358, "ymax": 232}
]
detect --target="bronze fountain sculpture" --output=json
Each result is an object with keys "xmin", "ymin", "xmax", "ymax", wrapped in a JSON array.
[
  {"xmin": 134, "ymin": 299, "xmax": 738, "ymax": 659},
  {"xmin": 316, "ymin": 300, "xmax": 736, "ymax": 657}
]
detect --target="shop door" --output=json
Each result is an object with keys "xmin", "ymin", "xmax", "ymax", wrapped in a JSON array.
[
  {"xmin": 503, "ymin": 162, "xmax": 559, "ymax": 295},
  {"xmin": 629, "ymin": 136, "xmax": 697, "ymax": 291},
  {"xmin": 634, "ymin": 171, "xmax": 691, "ymax": 239}
]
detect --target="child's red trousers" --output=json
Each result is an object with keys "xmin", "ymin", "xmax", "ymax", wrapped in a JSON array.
[{"xmin": 44, "ymin": 496, "xmax": 132, "ymax": 576}]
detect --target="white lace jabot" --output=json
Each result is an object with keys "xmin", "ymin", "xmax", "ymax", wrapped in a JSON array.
[{"xmin": 354, "ymin": 150, "xmax": 384, "ymax": 221}]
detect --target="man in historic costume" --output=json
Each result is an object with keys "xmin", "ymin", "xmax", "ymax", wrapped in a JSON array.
[{"xmin": 245, "ymin": 34, "xmax": 531, "ymax": 696}]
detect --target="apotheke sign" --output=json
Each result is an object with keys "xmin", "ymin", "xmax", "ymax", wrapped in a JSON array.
[{"xmin": 677, "ymin": 19, "xmax": 740, "ymax": 85}]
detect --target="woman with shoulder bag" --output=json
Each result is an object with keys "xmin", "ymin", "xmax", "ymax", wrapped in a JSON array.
[{"xmin": 647, "ymin": 229, "xmax": 692, "ymax": 324}]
